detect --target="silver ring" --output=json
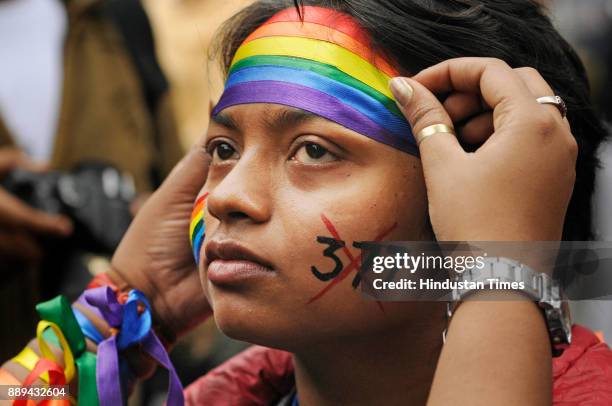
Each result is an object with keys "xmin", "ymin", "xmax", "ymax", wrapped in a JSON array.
[{"xmin": 536, "ymin": 96, "xmax": 567, "ymax": 119}]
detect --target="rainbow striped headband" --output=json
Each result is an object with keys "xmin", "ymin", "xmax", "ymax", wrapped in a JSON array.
[{"xmin": 212, "ymin": 6, "xmax": 417, "ymax": 155}]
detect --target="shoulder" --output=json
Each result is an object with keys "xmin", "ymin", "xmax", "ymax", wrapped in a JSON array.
[
  {"xmin": 184, "ymin": 346, "xmax": 294, "ymax": 406},
  {"xmin": 185, "ymin": 326, "xmax": 612, "ymax": 405},
  {"xmin": 553, "ymin": 325, "xmax": 612, "ymax": 405}
]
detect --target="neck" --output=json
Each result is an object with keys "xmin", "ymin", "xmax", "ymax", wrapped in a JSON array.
[{"xmin": 293, "ymin": 303, "xmax": 446, "ymax": 406}]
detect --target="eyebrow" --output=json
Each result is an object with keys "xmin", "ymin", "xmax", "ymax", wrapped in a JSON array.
[
  {"xmin": 262, "ymin": 108, "xmax": 319, "ymax": 132},
  {"xmin": 210, "ymin": 105, "xmax": 320, "ymax": 133},
  {"xmin": 210, "ymin": 110, "xmax": 240, "ymax": 131}
]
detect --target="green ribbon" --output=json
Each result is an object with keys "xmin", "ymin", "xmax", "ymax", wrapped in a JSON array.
[{"xmin": 36, "ymin": 296, "xmax": 100, "ymax": 406}]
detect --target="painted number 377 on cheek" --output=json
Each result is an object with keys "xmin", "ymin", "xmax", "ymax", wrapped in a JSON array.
[{"xmin": 308, "ymin": 214, "xmax": 396, "ymax": 304}]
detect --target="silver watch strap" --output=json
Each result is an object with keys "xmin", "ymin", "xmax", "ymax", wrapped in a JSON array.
[
  {"xmin": 449, "ymin": 257, "xmax": 559, "ymax": 308},
  {"xmin": 443, "ymin": 257, "xmax": 571, "ymax": 352}
]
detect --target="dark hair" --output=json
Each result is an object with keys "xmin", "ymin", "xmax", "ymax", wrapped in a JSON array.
[{"xmin": 211, "ymin": 0, "xmax": 609, "ymax": 241}]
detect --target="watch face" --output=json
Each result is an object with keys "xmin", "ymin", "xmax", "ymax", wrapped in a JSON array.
[
  {"xmin": 546, "ymin": 303, "xmax": 572, "ymax": 348},
  {"xmin": 562, "ymin": 300, "xmax": 572, "ymax": 344}
]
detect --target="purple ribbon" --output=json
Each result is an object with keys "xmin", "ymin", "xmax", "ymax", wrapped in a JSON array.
[{"xmin": 78, "ymin": 287, "xmax": 184, "ymax": 406}]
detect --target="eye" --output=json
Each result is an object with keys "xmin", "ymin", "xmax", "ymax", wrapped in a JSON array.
[
  {"xmin": 210, "ymin": 141, "xmax": 239, "ymax": 163},
  {"xmin": 292, "ymin": 142, "xmax": 338, "ymax": 164}
]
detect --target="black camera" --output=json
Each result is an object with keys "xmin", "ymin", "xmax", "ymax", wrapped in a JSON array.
[
  {"xmin": 2, "ymin": 162, "xmax": 135, "ymax": 253},
  {"xmin": 1, "ymin": 162, "xmax": 135, "ymax": 298}
]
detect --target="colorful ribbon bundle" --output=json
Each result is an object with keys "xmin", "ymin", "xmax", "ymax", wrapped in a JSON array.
[
  {"xmin": 77, "ymin": 286, "xmax": 184, "ymax": 406},
  {"xmin": 212, "ymin": 6, "xmax": 417, "ymax": 155},
  {"xmin": 190, "ymin": 193, "xmax": 208, "ymax": 264},
  {"xmin": 5, "ymin": 283, "xmax": 183, "ymax": 406},
  {"xmin": 11, "ymin": 295, "xmax": 97, "ymax": 406}
]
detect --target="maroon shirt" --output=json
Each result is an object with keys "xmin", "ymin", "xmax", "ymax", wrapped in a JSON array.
[{"xmin": 185, "ymin": 325, "xmax": 612, "ymax": 405}]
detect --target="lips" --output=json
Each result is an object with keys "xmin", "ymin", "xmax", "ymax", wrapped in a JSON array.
[
  {"xmin": 205, "ymin": 240, "xmax": 274, "ymax": 270},
  {"xmin": 204, "ymin": 240, "xmax": 275, "ymax": 285}
]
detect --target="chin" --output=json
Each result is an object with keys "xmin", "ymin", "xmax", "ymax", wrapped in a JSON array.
[{"xmin": 210, "ymin": 293, "xmax": 317, "ymax": 351}]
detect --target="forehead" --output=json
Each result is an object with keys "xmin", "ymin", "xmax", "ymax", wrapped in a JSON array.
[{"xmin": 210, "ymin": 104, "xmax": 348, "ymax": 134}]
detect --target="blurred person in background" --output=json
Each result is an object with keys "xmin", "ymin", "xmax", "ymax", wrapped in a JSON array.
[{"xmin": 0, "ymin": 0, "xmax": 183, "ymax": 360}]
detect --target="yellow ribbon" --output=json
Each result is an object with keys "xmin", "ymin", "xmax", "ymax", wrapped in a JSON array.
[
  {"xmin": 10, "ymin": 322, "xmax": 77, "ymax": 405},
  {"xmin": 12, "ymin": 346, "xmax": 50, "ymax": 383},
  {"xmin": 36, "ymin": 320, "xmax": 76, "ymax": 383},
  {"xmin": 231, "ymin": 36, "xmax": 394, "ymax": 99}
]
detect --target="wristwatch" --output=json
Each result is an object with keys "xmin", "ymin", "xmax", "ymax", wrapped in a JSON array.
[{"xmin": 445, "ymin": 256, "xmax": 572, "ymax": 356}]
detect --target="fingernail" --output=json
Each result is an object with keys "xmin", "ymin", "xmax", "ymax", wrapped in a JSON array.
[
  {"xmin": 389, "ymin": 77, "xmax": 414, "ymax": 105},
  {"xmin": 57, "ymin": 217, "xmax": 73, "ymax": 235}
]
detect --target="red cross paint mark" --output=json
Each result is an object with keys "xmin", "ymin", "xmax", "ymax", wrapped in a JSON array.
[{"xmin": 307, "ymin": 213, "xmax": 397, "ymax": 308}]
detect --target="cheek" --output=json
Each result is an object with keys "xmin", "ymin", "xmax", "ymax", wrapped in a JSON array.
[
  {"xmin": 386, "ymin": 162, "xmax": 430, "ymax": 240},
  {"xmin": 298, "ymin": 164, "xmax": 427, "ymax": 245},
  {"xmin": 274, "ymin": 162, "xmax": 429, "ymax": 321},
  {"xmin": 277, "ymin": 181, "xmax": 396, "ymax": 300}
]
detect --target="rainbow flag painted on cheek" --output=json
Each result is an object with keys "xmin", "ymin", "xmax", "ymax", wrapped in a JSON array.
[{"xmin": 189, "ymin": 193, "xmax": 208, "ymax": 264}]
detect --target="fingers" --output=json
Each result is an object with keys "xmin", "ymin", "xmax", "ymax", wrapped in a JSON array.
[
  {"xmin": 0, "ymin": 188, "xmax": 72, "ymax": 236},
  {"xmin": 442, "ymin": 92, "xmax": 491, "ymax": 145},
  {"xmin": 0, "ymin": 149, "xmax": 25, "ymax": 174},
  {"xmin": 157, "ymin": 141, "xmax": 211, "ymax": 201},
  {"xmin": 443, "ymin": 92, "xmax": 486, "ymax": 124},
  {"xmin": 389, "ymin": 77, "xmax": 462, "ymax": 169},
  {"xmin": 0, "ymin": 148, "xmax": 48, "ymax": 176},
  {"xmin": 413, "ymin": 58, "xmax": 539, "ymax": 132},
  {"xmin": 417, "ymin": 61, "xmax": 571, "ymax": 146},
  {"xmin": 0, "ymin": 229, "xmax": 43, "ymax": 264},
  {"xmin": 514, "ymin": 67, "xmax": 571, "ymax": 131},
  {"xmin": 414, "ymin": 58, "xmax": 533, "ymax": 107},
  {"xmin": 512, "ymin": 67, "xmax": 577, "ymax": 163},
  {"xmin": 460, "ymin": 112, "xmax": 494, "ymax": 145},
  {"xmin": 129, "ymin": 192, "xmax": 152, "ymax": 216},
  {"xmin": 513, "ymin": 67, "xmax": 555, "ymax": 96}
]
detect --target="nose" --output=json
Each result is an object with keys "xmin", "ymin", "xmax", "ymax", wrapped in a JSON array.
[{"xmin": 206, "ymin": 154, "xmax": 273, "ymax": 225}]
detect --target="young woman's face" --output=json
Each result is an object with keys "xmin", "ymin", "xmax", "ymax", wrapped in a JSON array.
[{"xmin": 198, "ymin": 103, "xmax": 434, "ymax": 350}]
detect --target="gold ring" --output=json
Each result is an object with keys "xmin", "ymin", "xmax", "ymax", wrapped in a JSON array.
[{"xmin": 416, "ymin": 124, "xmax": 456, "ymax": 146}]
